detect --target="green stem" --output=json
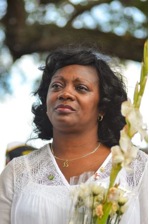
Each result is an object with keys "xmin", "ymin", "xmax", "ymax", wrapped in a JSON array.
[
  {"xmin": 114, "ymin": 214, "xmax": 119, "ymax": 224},
  {"xmin": 95, "ymin": 164, "xmax": 122, "ymax": 224},
  {"xmin": 96, "ymin": 203, "xmax": 112, "ymax": 224},
  {"xmin": 133, "ymin": 40, "xmax": 148, "ymax": 109},
  {"xmin": 108, "ymin": 164, "xmax": 122, "ymax": 189}
]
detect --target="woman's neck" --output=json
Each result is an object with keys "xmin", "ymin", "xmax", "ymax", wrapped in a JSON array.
[
  {"xmin": 51, "ymin": 128, "xmax": 110, "ymax": 183},
  {"xmin": 52, "ymin": 129, "xmax": 99, "ymax": 157}
]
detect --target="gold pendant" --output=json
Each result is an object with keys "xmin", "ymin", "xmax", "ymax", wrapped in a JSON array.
[{"xmin": 63, "ymin": 160, "xmax": 69, "ymax": 167}]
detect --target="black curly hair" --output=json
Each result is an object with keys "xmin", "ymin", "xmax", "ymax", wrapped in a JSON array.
[{"xmin": 32, "ymin": 44, "xmax": 127, "ymax": 148}]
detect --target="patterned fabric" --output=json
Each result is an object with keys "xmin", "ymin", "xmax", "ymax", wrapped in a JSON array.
[{"xmin": 0, "ymin": 144, "xmax": 148, "ymax": 224}]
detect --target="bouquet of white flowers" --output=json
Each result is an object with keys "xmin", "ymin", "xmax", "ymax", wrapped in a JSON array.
[{"xmin": 69, "ymin": 41, "xmax": 148, "ymax": 224}]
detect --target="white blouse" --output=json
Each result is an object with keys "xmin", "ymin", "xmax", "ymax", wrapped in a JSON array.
[{"xmin": 0, "ymin": 144, "xmax": 148, "ymax": 224}]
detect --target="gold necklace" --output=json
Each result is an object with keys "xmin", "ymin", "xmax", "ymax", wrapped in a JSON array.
[{"xmin": 51, "ymin": 143, "xmax": 100, "ymax": 168}]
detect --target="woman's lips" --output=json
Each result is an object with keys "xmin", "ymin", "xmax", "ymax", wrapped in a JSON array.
[{"xmin": 55, "ymin": 104, "xmax": 75, "ymax": 113}]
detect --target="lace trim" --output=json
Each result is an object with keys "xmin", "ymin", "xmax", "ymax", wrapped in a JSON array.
[
  {"xmin": 13, "ymin": 144, "xmax": 147, "ymax": 194},
  {"xmin": 13, "ymin": 145, "xmax": 65, "ymax": 193},
  {"xmin": 126, "ymin": 149, "xmax": 148, "ymax": 190}
]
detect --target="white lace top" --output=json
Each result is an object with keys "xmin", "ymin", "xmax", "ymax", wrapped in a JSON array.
[{"xmin": 0, "ymin": 144, "xmax": 148, "ymax": 224}]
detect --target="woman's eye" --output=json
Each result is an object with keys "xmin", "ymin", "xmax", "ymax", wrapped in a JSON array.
[
  {"xmin": 50, "ymin": 83, "xmax": 63, "ymax": 90},
  {"xmin": 76, "ymin": 85, "xmax": 88, "ymax": 92}
]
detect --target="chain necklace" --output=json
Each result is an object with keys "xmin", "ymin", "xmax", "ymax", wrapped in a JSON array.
[{"xmin": 51, "ymin": 143, "xmax": 100, "ymax": 168}]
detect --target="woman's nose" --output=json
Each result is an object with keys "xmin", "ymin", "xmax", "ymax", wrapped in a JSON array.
[{"xmin": 58, "ymin": 90, "xmax": 75, "ymax": 101}]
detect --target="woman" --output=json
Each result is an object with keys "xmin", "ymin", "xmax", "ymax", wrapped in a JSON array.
[{"xmin": 0, "ymin": 45, "xmax": 147, "ymax": 224}]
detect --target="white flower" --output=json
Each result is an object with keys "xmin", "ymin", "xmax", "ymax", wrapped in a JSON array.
[
  {"xmin": 120, "ymin": 203, "xmax": 128, "ymax": 214},
  {"xmin": 84, "ymin": 195, "xmax": 94, "ymax": 208},
  {"xmin": 111, "ymin": 146, "xmax": 124, "ymax": 164},
  {"xmin": 90, "ymin": 184, "xmax": 105, "ymax": 196},
  {"xmin": 111, "ymin": 202, "xmax": 119, "ymax": 213},
  {"xmin": 111, "ymin": 121, "xmax": 139, "ymax": 167},
  {"xmin": 108, "ymin": 187, "xmax": 121, "ymax": 202},
  {"xmin": 112, "ymin": 145, "xmax": 138, "ymax": 167},
  {"xmin": 69, "ymin": 222, "xmax": 74, "ymax": 224},
  {"xmin": 76, "ymin": 184, "xmax": 91, "ymax": 198},
  {"xmin": 121, "ymin": 100, "xmax": 147, "ymax": 140},
  {"xmin": 119, "ymin": 129, "xmax": 132, "ymax": 153},
  {"xmin": 118, "ymin": 195, "xmax": 128, "ymax": 206},
  {"xmin": 120, "ymin": 129, "xmax": 138, "ymax": 159},
  {"xmin": 121, "ymin": 100, "xmax": 133, "ymax": 117}
]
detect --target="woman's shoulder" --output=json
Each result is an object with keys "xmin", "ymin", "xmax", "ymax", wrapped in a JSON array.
[
  {"xmin": 9, "ymin": 144, "xmax": 51, "ymax": 191},
  {"xmin": 11, "ymin": 144, "xmax": 51, "ymax": 174},
  {"xmin": 13, "ymin": 143, "xmax": 50, "ymax": 164}
]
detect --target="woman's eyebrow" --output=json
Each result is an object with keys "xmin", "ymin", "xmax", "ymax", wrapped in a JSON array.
[
  {"xmin": 51, "ymin": 76, "xmax": 99, "ymax": 84},
  {"xmin": 74, "ymin": 77, "xmax": 99, "ymax": 84},
  {"xmin": 51, "ymin": 75, "xmax": 64, "ymax": 81}
]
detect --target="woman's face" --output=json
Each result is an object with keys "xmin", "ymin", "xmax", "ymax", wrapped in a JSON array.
[{"xmin": 46, "ymin": 64, "xmax": 100, "ymax": 133}]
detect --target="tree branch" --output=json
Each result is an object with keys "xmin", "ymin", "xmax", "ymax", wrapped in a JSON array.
[{"xmin": 5, "ymin": 24, "xmax": 145, "ymax": 61}]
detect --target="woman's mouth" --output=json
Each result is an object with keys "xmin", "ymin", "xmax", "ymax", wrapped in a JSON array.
[{"xmin": 55, "ymin": 104, "xmax": 75, "ymax": 113}]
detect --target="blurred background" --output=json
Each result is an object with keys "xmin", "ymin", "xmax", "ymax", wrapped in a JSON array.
[{"xmin": 0, "ymin": 0, "xmax": 148, "ymax": 172}]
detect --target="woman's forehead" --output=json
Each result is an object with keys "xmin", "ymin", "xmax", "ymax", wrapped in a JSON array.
[{"xmin": 52, "ymin": 64, "xmax": 99, "ymax": 82}]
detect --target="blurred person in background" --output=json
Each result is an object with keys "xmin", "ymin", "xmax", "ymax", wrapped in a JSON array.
[{"xmin": 5, "ymin": 141, "xmax": 37, "ymax": 165}]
